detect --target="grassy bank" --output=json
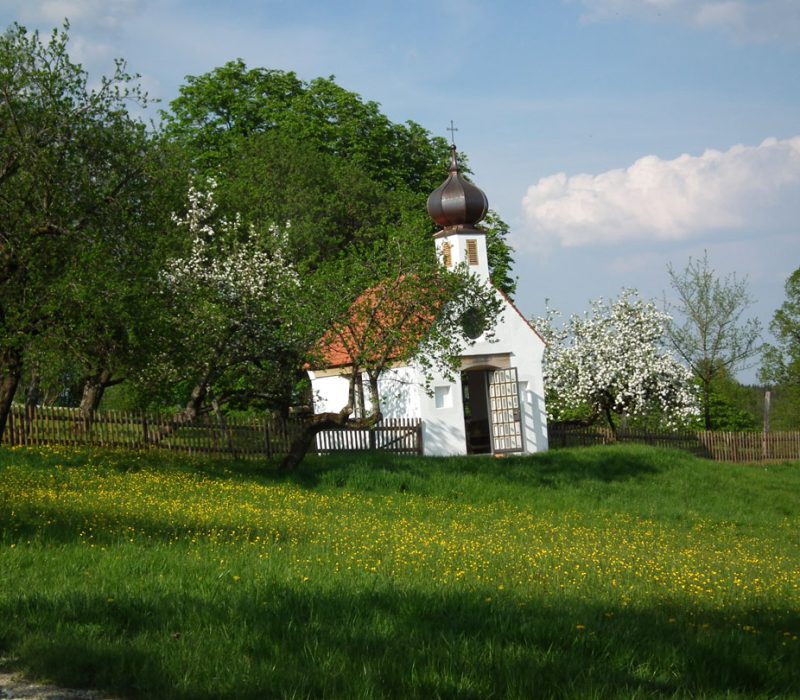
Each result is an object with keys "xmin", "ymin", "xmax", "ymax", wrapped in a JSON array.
[{"xmin": 1, "ymin": 445, "xmax": 798, "ymax": 698}]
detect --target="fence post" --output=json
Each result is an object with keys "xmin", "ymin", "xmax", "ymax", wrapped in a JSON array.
[{"xmin": 5, "ymin": 405, "xmax": 13, "ymax": 446}]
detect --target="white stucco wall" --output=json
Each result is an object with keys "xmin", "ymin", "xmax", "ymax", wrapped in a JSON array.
[
  {"xmin": 465, "ymin": 292, "xmax": 548, "ymax": 454},
  {"xmin": 412, "ymin": 365, "xmax": 468, "ymax": 456},
  {"xmin": 308, "ymin": 365, "xmax": 421, "ymax": 418}
]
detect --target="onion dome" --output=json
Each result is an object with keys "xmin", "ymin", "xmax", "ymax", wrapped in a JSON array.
[{"xmin": 427, "ymin": 145, "xmax": 489, "ymax": 228}]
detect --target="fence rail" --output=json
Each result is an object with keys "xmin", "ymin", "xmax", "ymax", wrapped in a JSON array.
[
  {"xmin": 0, "ymin": 406, "xmax": 423, "ymax": 459},
  {"xmin": 547, "ymin": 424, "xmax": 800, "ymax": 462}
]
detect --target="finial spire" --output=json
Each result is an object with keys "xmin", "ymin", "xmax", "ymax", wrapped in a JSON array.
[{"xmin": 447, "ymin": 120, "xmax": 458, "ymax": 146}]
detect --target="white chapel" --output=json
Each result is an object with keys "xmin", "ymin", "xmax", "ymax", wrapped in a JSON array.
[{"xmin": 307, "ymin": 144, "xmax": 549, "ymax": 456}]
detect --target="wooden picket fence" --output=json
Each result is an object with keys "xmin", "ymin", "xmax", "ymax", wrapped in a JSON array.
[
  {"xmin": 315, "ymin": 418, "xmax": 423, "ymax": 455},
  {"xmin": 0, "ymin": 405, "xmax": 423, "ymax": 459},
  {"xmin": 1, "ymin": 405, "xmax": 300, "ymax": 460},
  {"xmin": 547, "ymin": 424, "xmax": 800, "ymax": 463}
]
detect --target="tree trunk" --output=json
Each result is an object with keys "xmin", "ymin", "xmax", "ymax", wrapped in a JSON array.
[
  {"xmin": 211, "ymin": 395, "xmax": 236, "ymax": 456},
  {"xmin": 148, "ymin": 362, "xmax": 219, "ymax": 446},
  {"xmin": 603, "ymin": 404, "xmax": 618, "ymax": 442},
  {"xmin": 178, "ymin": 379, "xmax": 209, "ymax": 424},
  {"xmin": 24, "ymin": 367, "xmax": 42, "ymax": 409},
  {"xmin": 702, "ymin": 382, "xmax": 713, "ymax": 431},
  {"xmin": 279, "ymin": 406, "xmax": 381, "ymax": 473},
  {"xmin": 79, "ymin": 368, "xmax": 119, "ymax": 419},
  {"xmin": 0, "ymin": 348, "xmax": 22, "ymax": 442}
]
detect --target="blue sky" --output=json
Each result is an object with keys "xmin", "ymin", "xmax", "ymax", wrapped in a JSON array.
[{"xmin": 3, "ymin": 0, "xmax": 799, "ymax": 382}]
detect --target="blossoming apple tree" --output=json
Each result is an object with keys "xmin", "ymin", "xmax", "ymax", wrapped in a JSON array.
[
  {"xmin": 155, "ymin": 179, "xmax": 300, "ymax": 421},
  {"xmin": 535, "ymin": 289, "xmax": 699, "ymax": 435}
]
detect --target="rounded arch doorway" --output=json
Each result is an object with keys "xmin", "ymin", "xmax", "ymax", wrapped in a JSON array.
[{"xmin": 462, "ymin": 366, "xmax": 524, "ymax": 455}]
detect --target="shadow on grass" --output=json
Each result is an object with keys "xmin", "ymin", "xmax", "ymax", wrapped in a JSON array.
[
  {"xmin": 284, "ymin": 444, "xmax": 679, "ymax": 496},
  {"xmin": 0, "ymin": 443, "xmax": 680, "ymax": 502},
  {"xmin": 1, "ymin": 584, "xmax": 797, "ymax": 699}
]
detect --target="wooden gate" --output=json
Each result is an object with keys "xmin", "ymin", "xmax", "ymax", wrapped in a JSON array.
[{"xmin": 314, "ymin": 418, "xmax": 423, "ymax": 455}]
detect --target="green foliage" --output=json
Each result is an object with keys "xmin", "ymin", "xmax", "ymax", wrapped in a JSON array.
[
  {"xmin": 764, "ymin": 384, "xmax": 800, "ymax": 431},
  {"xmin": 0, "ymin": 22, "xmax": 171, "ymax": 428},
  {"xmin": 162, "ymin": 60, "xmax": 450, "ymax": 194},
  {"xmin": 1, "ymin": 445, "xmax": 799, "ymax": 698},
  {"xmin": 217, "ymin": 130, "xmax": 413, "ymax": 267},
  {"xmin": 482, "ymin": 210, "xmax": 517, "ymax": 298},
  {"xmin": 692, "ymin": 371, "xmax": 759, "ymax": 431},
  {"xmin": 760, "ymin": 267, "xmax": 800, "ymax": 428}
]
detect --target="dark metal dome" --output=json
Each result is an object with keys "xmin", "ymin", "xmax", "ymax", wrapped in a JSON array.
[{"xmin": 426, "ymin": 145, "xmax": 488, "ymax": 228}]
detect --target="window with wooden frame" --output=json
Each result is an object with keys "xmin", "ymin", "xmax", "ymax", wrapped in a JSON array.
[
  {"xmin": 466, "ymin": 239, "xmax": 479, "ymax": 266},
  {"xmin": 441, "ymin": 241, "xmax": 452, "ymax": 268}
]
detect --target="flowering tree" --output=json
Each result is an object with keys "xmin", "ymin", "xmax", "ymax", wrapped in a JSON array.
[
  {"xmin": 154, "ymin": 179, "xmax": 300, "ymax": 421},
  {"xmin": 535, "ymin": 290, "xmax": 699, "ymax": 436}
]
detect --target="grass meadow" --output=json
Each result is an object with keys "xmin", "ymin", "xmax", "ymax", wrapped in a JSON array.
[{"xmin": 0, "ymin": 444, "xmax": 798, "ymax": 699}]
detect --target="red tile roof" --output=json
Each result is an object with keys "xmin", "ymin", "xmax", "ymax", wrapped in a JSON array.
[{"xmin": 309, "ymin": 275, "xmax": 440, "ymax": 370}]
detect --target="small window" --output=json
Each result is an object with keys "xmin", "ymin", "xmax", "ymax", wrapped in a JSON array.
[
  {"xmin": 466, "ymin": 239, "xmax": 479, "ymax": 266},
  {"xmin": 434, "ymin": 385, "xmax": 452, "ymax": 409},
  {"xmin": 441, "ymin": 241, "xmax": 452, "ymax": 268}
]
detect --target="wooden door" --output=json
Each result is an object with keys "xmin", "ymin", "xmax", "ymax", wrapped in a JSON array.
[{"xmin": 487, "ymin": 368, "xmax": 524, "ymax": 453}]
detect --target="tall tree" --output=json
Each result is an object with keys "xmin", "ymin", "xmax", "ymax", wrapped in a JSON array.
[
  {"xmin": 0, "ymin": 22, "xmax": 150, "ymax": 437},
  {"xmin": 44, "ymin": 139, "xmax": 187, "ymax": 418},
  {"xmin": 536, "ymin": 290, "xmax": 699, "ymax": 436},
  {"xmin": 161, "ymin": 60, "xmax": 449, "ymax": 193},
  {"xmin": 161, "ymin": 60, "xmax": 518, "ymax": 295},
  {"xmin": 666, "ymin": 251, "xmax": 762, "ymax": 430}
]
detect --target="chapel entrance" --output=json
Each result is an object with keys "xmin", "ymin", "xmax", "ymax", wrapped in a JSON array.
[{"xmin": 462, "ymin": 367, "xmax": 524, "ymax": 455}]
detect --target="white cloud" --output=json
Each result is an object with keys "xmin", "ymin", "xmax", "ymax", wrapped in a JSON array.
[
  {"xmin": 3, "ymin": 0, "xmax": 147, "ymax": 72},
  {"xmin": 573, "ymin": 0, "xmax": 800, "ymax": 44},
  {"xmin": 14, "ymin": 0, "xmax": 145, "ymax": 30},
  {"xmin": 520, "ymin": 136, "xmax": 800, "ymax": 249}
]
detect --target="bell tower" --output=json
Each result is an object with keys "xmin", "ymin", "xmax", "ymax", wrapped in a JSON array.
[{"xmin": 426, "ymin": 143, "xmax": 490, "ymax": 282}]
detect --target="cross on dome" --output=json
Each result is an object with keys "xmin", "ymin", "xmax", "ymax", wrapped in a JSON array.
[{"xmin": 447, "ymin": 120, "xmax": 458, "ymax": 146}]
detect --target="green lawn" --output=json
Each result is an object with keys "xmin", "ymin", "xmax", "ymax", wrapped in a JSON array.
[{"xmin": 1, "ymin": 445, "xmax": 798, "ymax": 699}]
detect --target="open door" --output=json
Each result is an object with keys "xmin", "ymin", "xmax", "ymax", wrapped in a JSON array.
[
  {"xmin": 487, "ymin": 367, "xmax": 524, "ymax": 453},
  {"xmin": 462, "ymin": 370, "xmax": 492, "ymax": 454}
]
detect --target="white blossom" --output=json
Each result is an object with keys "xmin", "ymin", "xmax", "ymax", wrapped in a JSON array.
[
  {"xmin": 535, "ymin": 289, "xmax": 700, "ymax": 428},
  {"xmin": 162, "ymin": 180, "xmax": 298, "ymax": 308}
]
